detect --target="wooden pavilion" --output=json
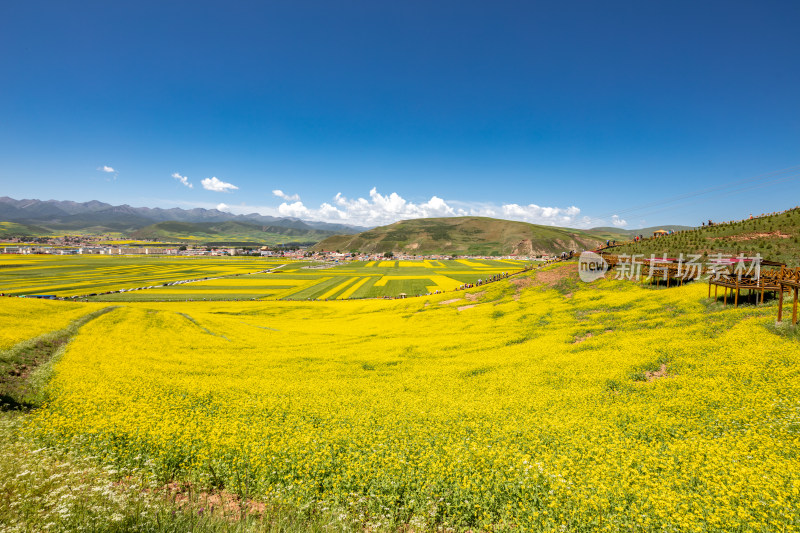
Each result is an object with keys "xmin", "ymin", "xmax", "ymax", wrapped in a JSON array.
[
  {"xmin": 778, "ymin": 267, "xmax": 800, "ymax": 325},
  {"xmin": 707, "ymin": 258, "xmax": 786, "ymax": 307}
]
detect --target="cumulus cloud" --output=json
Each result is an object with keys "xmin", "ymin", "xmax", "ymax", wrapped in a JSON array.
[
  {"xmin": 611, "ymin": 214, "xmax": 628, "ymax": 227},
  {"xmin": 268, "ymin": 187, "xmax": 581, "ymax": 227},
  {"xmin": 277, "ymin": 201, "xmax": 311, "ymax": 218},
  {"xmin": 500, "ymin": 203, "xmax": 581, "ymax": 225},
  {"xmin": 272, "ymin": 189, "xmax": 300, "ymax": 202},
  {"xmin": 171, "ymin": 172, "xmax": 193, "ymax": 189},
  {"xmin": 301, "ymin": 188, "xmax": 460, "ymax": 225},
  {"xmin": 165, "ymin": 188, "xmax": 584, "ymax": 228},
  {"xmin": 201, "ymin": 176, "xmax": 238, "ymax": 192}
]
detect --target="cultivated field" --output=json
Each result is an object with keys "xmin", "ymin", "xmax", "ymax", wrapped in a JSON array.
[
  {"xmin": 0, "ymin": 255, "xmax": 281, "ymax": 297},
  {"xmin": 0, "ymin": 256, "xmax": 532, "ymax": 301},
  {"xmin": 3, "ymin": 262, "xmax": 798, "ymax": 531},
  {"xmin": 0, "ymin": 298, "xmax": 103, "ymax": 349}
]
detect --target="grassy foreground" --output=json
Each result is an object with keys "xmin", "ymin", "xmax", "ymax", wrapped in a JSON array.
[
  {"xmin": 1, "ymin": 263, "xmax": 797, "ymax": 531},
  {"xmin": 1, "ymin": 413, "xmax": 358, "ymax": 532}
]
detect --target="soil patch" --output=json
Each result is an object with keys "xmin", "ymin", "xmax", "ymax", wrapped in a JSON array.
[
  {"xmin": 159, "ymin": 481, "xmax": 266, "ymax": 519},
  {"xmin": 510, "ymin": 276, "xmax": 534, "ymax": 300},
  {"xmin": 710, "ymin": 231, "xmax": 792, "ymax": 241},
  {"xmin": 534, "ymin": 263, "xmax": 580, "ymax": 289},
  {"xmin": 573, "ymin": 329, "xmax": 613, "ymax": 344},
  {"xmin": 645, "ymin": 363, "xmax": 668, "ymax": 382},
  {"xmin": 457, "ymin": 304, "xmax": 476, "ymax": 311},
  {"xmin": 573, "ymin": 332, "xmax": 593, "ymax": 344},
  {"xmin": 510, "ymin": 277, "xmax": 535, "ymax": 290}
]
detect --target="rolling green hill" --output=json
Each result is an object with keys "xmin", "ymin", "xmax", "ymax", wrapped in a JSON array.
[
  {"xmin": 311, "ymin": 216, "xmax": 613, "ymax": 256},
  {"xmin": 590, "ymin": 225, "xmax": 695, "ymax": 239},
  {"xmin": 0, "ymin": 221, "xmax": 53, "ymax": 238},
  {"xmin": 609, "ymin": 208, "xmax": 800, "ymax": 266},
  {"xmin": 130, "ymin": 221, "xmax": 338, "ymax": 245}
]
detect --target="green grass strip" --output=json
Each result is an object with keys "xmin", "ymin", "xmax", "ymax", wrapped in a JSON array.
[{"xmin": 0, "ymin": 306, "xmax": 118, "ymax": 411}]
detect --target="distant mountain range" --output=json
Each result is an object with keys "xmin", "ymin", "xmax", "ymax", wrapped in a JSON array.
[
  {"xmin": 130, "ymin": 220, "xmax": 341, "ymax": 246},
  {"xmin": 0, "ymin": 197, "xmax": 366, "ymax": 241}
]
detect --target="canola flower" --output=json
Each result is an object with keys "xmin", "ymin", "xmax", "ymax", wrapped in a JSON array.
[
  {"xmin": 0, "ymin": 298, "xmax": 103, "ymax": 349},
  {"xmin": 0, "ymin": 255, "xmax": 288, "ymax": 296},
  {"xmin": 11, "ymin": 267, "xmax": 800, "ymax": 530},
  {"xmin": 0, "ymin": 256, "xmax": 527, "ymax": 301}
]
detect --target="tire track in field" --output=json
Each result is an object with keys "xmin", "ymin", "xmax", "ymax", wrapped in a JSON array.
[{"xmin": 176, "ymin": 313, "xmax": 230, "ymax": 341}]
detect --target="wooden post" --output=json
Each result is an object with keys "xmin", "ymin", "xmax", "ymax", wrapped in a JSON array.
[
  {"xmin": 778, "ymin": 284, "xmax": 784, "ymax": 322},
  {"xmin": 734, "ymin": 286, "xmax": 739, "ymax": 307},
  {"xmin": 715, "ymin": 284, "xmax": 718, "ymax": 300},
  {"xmin": 724, "ymin": 286, "xmax": 728, "ymax": 307},
  {"xmin": 708, "ymin": 281, "xmax": 712, "ymax": 297},
  {"xmin": 793, "ymin": 286, "xmax": 798, "ymax": 326}
]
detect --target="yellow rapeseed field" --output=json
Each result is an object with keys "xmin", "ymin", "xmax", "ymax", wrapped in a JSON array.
[
  {"xmin": 0, "ymin": 298, "xmax": 103, "ymax": 349},
  {"xmin": 0, "ymin": 255, "xmax": 285, "ymax": 296},
  {"xmin": 13, "ymin": 268, "xmax": 800, "ymax": 530}
]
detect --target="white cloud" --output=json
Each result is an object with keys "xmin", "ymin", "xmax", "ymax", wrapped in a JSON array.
[
  {"xmin": 171, "ymin": 172, "xmax": 193, "ymax": 189},
  {"xmin": 277, "ymin": 201, "xmax": 311, "ymax": 218},
  {"xmin": 269, "ymin": 187, "xmax": 581, "ymax": 227},
  {"xmin": 611, "ymin": 215, "xmax": 628, "ymax": 227},
  {"xmin": 201, "ymin": 176, "xmax": 238, "ymax": 192},
  {"xmin": 315, "ymin": 188, "xmax": 458, "ymax": 225},
  {"xmin": 272, "ymin": 189, "xmax": 300, "ymax": 202},
  {"xmin": 97, "ymin": 165, "xmax": 118, "ymax": 181},
  {"xmin": 500, "ymin": 203, "xmax": 581, "ymax": 226},
  {"xmin": 158, "ymin": 189, "xmax": 584, "ymax": 228}
]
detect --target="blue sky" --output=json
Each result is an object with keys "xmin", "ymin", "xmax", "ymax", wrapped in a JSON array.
[{"xmin": 1, "ymin": 1, "xmax": 798, "ymax": 228}]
